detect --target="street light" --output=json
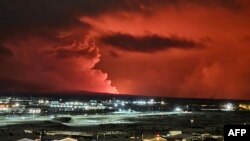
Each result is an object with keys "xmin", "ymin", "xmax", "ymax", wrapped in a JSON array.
[
  {"xmin": 224, "ymin": 103, "xmax": 234, "ymax": 111},
  {"xmin": 174, "ymin": 107, "xmax": 183, "ymax": 112}
]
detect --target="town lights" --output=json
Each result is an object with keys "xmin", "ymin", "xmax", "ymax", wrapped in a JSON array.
[
  {"xmin": 224, "ymin": 103, "xmax": 234, "ymax": 111},
  {"xmin": 29, "ymin": 109, "xmax": 41, "ymax": 114},
  {"xmin": 15, "ymin": 103, "xmax": 20, "ymax": 107},
  {"xmin": 148, "ymin": 99, "xmax": 155, "ymax": 105}
]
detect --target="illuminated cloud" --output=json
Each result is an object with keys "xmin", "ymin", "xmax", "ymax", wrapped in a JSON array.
[
  {"xmin": 0, "ymin": 36, "xmax": 118, "ymax": 94},
  {"xmin": 55, "ymin": 39, "xmax": 99, "ymax": 59},
  {"xmin": 0, "ymin": 0, "xmax": 250, "ymax": 99}
]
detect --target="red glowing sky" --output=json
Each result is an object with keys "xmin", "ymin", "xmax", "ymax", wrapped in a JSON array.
[{"xmin": 1, "ymin": 0, "xmax": 250, "ymax": 99}]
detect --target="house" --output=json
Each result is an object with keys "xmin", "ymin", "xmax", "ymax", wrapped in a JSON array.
[
  {"xmin": 16, "ymin": 138, "xmax": 35, "ymax": 141},
  {"xmin": 59, "ymin": 137, "xmax": 78, "ymax": 141},
  {"xmin": 143, "ymin": 135, "xmax": 167, "ymax": 141},
  {"xmin": 165, "ymin": 134, "xmax": 200, "ymax": 141}
]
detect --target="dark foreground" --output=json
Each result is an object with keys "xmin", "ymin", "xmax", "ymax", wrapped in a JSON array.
[{"xmin": 1, "ymin": 111, "xmax": 250, "ymax": 141}]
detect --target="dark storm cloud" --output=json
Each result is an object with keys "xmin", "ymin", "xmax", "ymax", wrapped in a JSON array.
[
  {"xmin": 0, "ymin": 0, "xmax": 241, "ymax": 40},
  {"xmin": 0, "ymin": 46, "xmax": 13, "ymax": 57},
  {"xmin": 100, "ymin": 33, "xmax": 201, "ymax": 53}
]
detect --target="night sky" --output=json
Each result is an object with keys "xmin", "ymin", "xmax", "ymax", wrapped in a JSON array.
[{"xmin": 0, "ymin": 0, "xmax": 250, "ymax": 99}]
